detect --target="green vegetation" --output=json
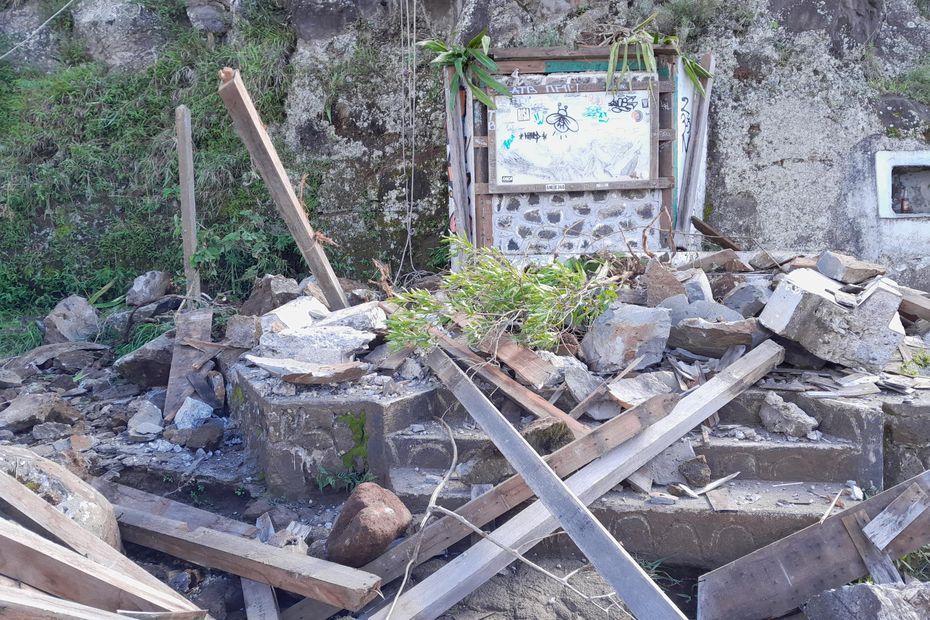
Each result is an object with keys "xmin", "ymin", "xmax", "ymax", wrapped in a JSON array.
[
  {"xmin": 337, "ymin": 411, "xmax": 369, "ymax": 470},
  {"xmin": 114, "ymin": 319, "xmax": 175, "ymax": 356},
  {"xmin": 901, "ymin": 348, "xmax": 930, "ymax": 377},
  {"xmin": 0, "ymin": 2, "xmax": 301, "ymax": 320},
  {"xmin": 314, "ymin": 465, "xmax": 376, "ymax": 493},
  {"xmin": 417, "ymin": 30, "xmax": 511, "ymax": 109},
  {"xmin": 387, "ymin": 235, "xmax": 619, "ymax": 351},
  {"xmin": 874, "ymin": 57, "xmax": 930, "ymax": 107},
  {"xmin": 0, "ymin": 318, "xmax": 43, "ymax": 358}
]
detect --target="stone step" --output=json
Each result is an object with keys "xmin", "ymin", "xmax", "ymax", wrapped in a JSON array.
[
  {"xmin": 693, "ymin": 432, "xmax": 881, "ymax": 489},
  {"xmin": 387, "ymin": 467, "xmax": 859, "ymax": 570},
  {"xmin": 385, "ymin": 421, "xmax": 491, "ymax": 471}
]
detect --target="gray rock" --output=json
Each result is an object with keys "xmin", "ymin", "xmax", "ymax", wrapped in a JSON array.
[
  {"xmin": 0, "ymin": 1, "xmax": 61, "ymax": 71},
  {"xmin": 73, "ymin": 0, "xmax": 166, "ymax": 70},
  {"xmin": 260, "ymin": 325, "xmax": 376, "ymax": 364},
  {"xmin": 580, "ymin": 302, "xmax": 671, "ymax": 372},
  {"xmin": 759, "ymin": 392, "xmax": 818, "ymax": 437},
  {"xmin": 668, "ymin": 317, "xmax": 769, "ymax": 357},
  {"xmin": 680, "ymin": 269, "xmax": 714, "ymax": 303},
  {"xmin": 659, "ymin": 294, "xmax": 744, "ymax": 326},
  {"xmin": 804, "ymin": 583, "xmax": 930, "ymax": 620},
  {"xmin": 261, "ymin": 296, "xmax": 331, "ymax": 333},
  {"xmin": 128, "ymin": 400, "xmax": 163, "ymax": 432},
  {"xmin": 536, "ymin": 352, "xmax": 621, "ymax": 420},
  {"xmin": 0, "ymin": 369, "xmax": 23, "ymax": 389},
  {"xmin": 224, "ymin": 314, "xmax": 261, "ymax": 349},
  {"xmin": 641, "ymin": 260, "xmax": 686, "ymax": 307},
  {"xmin": 240, "ymin": 275, "xmax": 300, "ymax": 316},
  {"xmin": 315, "ymin": 301, "xmax": 386, "ymax": 332},
  {"xmin": 397, "ymin": 357, "xmax": 422, "ymax": 380},
  {"xmin": 31, "ymin": 422, "xmax": 72, "ymax": 441},
  {"xmin": 607, "ymin": 371, "xmax": 678, "ymax": 408},
  {"xmin": 722, "ymin": 282, "xmax": 772, "ymax": 317},
  {"xmin": 113, "ymin": 332, "xmax": 175, "ymax": 387},
  {"xmin": 0, "ymin": 393, "xmax": 81, "ymax": 432},
  {"xmin": 184, "ymin": 417, "xmax": 225, "ymax": 449},
  {"xmin": 43, "ymin": 296, "xmax": 99, "ymax": 344},
  {"xmin": 816, "ymin": 251, "xmax": 885, "ymax": 284},
  {"xmin": 125, "ymin": 271, "xmax": 171, "ymax": 306},
  {"xmin": 174, "ymin": 397, "xmax": 214, "ymax": 430},
  {"xmin": 186, "ymin": 0, "xmax": 233, "ymax": 32}
]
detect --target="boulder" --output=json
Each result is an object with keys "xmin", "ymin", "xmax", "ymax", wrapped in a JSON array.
[
  {"xmin": 261, "ymin": 296, "xmax": 331, "ymax": 333},
  {"xmin": 659, "ymin": 294, "xmax": 743, "ymax": 326},
  {"xmin": 31, "ymin": 422, "xmax": 73, "ymax": 441},
  {"xmin": 580, "ymin": 302, "xmax": 671, "ymax": 372},
  {"xmin": 315, "ymin": 301, "xmax": 387, "ymax": 332},
  {"xmin": 0, "ymin": 393, "xmax": 81, "ymax": 432},
  {"xmin": 816, "ymin": 251, "xmax": 885, "ymax": 284},
  {"xmin": 113, "ymin": 332, "xmax": 175, "ymax": 387},
  {"xmin": 224, "ymin": 315, "xmax": 262, "ymax": 349},
  {"xmin": 240, "ymin": 275, "xmax": 300, "ymax": 316},
  {"xmin": 0, "ymin": 1, "xmax": 60, "ymax": 71},
  {"xmin": 668, "ymin": 317, "xmax": 769, "ymax": 357},
  {"xmin": 758, "ymin": 392, "xmax": 818, "ymax": 437},
  {"xmin": 72, "ymin": 0, "xmax": 166, "ymax": 70},
  {"xmin": 326, "ymin": 482, "xmax": 412, "ymax": 567},
  {"xmin": 680, "ymin": 269, "xmax": 714, "ymax": 303},
  {"xmin": 642, "ymin": 260, "xmax": 686, "ymax": 307},
  {"xmin": 125, "ymin": 271, "xmax": 171, "ymax": 306},
  {"xmin": 174, "ymin": 397, "xmax": 213, "ymax": 430},
  {"xmin": 43, "ymin": 296, "xmax": 99, "ymax": 344},
  {"xmin": 186, "ymin": 0, "xmax": 233, "ymax": 32},
  {"xmin": 260, "ymin": 325, "xmax": 376, "ymax": 364},
  {"xmin": 722, "ymin": 282, "xmax": 772, "ymax": 317},
  {"xmin": 804, "ymin": 583, "xmax": 930, "ymax": 620}
]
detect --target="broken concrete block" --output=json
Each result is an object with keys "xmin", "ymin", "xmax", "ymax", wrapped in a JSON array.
[
  {"xmin": 723, "ymin": 282, "xmax": 772, "ymax": 317},
  {"xmin": 260, "ymin": 296, "xmax": 331, "ymax": 333},
  {"xmin": 173, "ymin": 397, "xmax": 213, "ymax": 430},
  {"xmin": 659, "ymin": 294, "xmax": 744, "ymax": 326},
  {"xmin": 224, "ymin": 314, "xmax": 261, "ymax": 349},
  {"xmin": 816, "ymin": 251, "xmax": 886, "ymax": 284},
  {"xmin": 245, "ymin": 355, "xmax": 369, "ymax": 385},
  {"xmin": 804, "ymin": 582, "xmax": 930, "ymax": 620},
  {"xmin": 125, "ymin": 271, "xmax": 171, "ymax": 306},
  {"xmin": 759, "ymin": 269, "xmax": 904, "ymax": 371},
  {"xmin": 679, "ymin": 269, "xmax": 714, "ymax": 303},
  {"xmin": 260, "ymin": 325, "xmax": 376, "ymax": 365},
  {"xmin": 240, "ymin": 274, "xmax": 300, "ymax": 316},
  {"xmin": 327, "ymin": 482, "xmax": 412, "ymax": 567},
  {"xmin": 882, "ymin": 399, "xmax": 930, "ymax": 446},
  {"xmin": 668, "ymin": 317, "xmax": 768, "ymax": 357},
  {"xmin": 679, "ymin": 455, "xmax": 712, "ymax": 487},
  {"xmin": 0, "ymin": 392, "xmax": 81, "ymax": 432},
  {"xmin": 113, "ymin": 332, "xmax": 175, "ymax": 387},
  {"xmin": 580, "ymin": 302, "xmax": 670, "ymax": 372},
  {"xmin": 608, "ymin": 371, "xmax": 678, "ymax": 408},
  {"xmin": 759, "ymin": 392, "xmax": 818, "ymax": 437},
  {"xmin": 642, "ymin": 259, "xmax": 686, "ymax": 307},
  {"xmin": 315, "ymin": 301, "xmax": 387, "ymax": 332},
  {"xmin": 43, "ymin": 295, "xmax": 99, "ymax": 344}
]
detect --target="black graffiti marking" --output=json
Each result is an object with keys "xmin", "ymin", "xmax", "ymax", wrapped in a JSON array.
[
  {"xmin": 519, "ymin": 131, "xmax": 548, "ymax": 142},
  {"xmin": 680, "ymin": 96, "xmax": 693, "ymax": 155},
  {"xmin": 545, "ymin": 103, "xmax": 579, "ymax": 134},
  {"xmin": 608, "ymin": 95, "xmax": 637, "ymax": 113}
]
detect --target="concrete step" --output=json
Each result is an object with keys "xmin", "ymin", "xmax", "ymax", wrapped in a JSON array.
[
  {"xmin": 387, "ymin": 467, "xmax": 859, "ymax": 570},
  {"xmin": 385, "ymin": 420, "xmax": 491, "ymax": 471},
  {"xmin": 692, "ymin": 432, "xmax": 881, "ymax": 489}
]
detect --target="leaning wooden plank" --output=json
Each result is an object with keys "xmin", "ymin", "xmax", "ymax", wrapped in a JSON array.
[
  {"xmin": 697, "ymin": 469, "xmax": 930, "ymax": 620},
  {"xmin": 421, "ymin": 349, "xmax": 684, "ymax": 620},
  {"xmin": 370, "ymin": 340, "xmax": 783, "ymax": 620},
  {"xmin": 0, "ymin": 583, "xmax": 128, "ymax": 620},
  {"xmin": 899, "ymin": 288, "xmax": 930, "ymax": 321},
  {"xmin": 114, "ymin": 507, "xmax": 380, "ymax": 612},
  {"xmin": 475, "ymin": 333, "xmax": 558, "ymax": 389},
  {"xmin": 689, "ymin": 216, "xmax": 741, "ymax": 251},
  {"xmin": 676, "ymin": 53, "xmax": 715, "ymax": 231},
  {"xmin": 117, "ymin": 613, "xmax": 206, "ymax": 620},
  {"xmin": 862, "ymin": 482, "xmax": 930, "ymax": 550},
  {"xmin": 218, "ymin": 68, "xmax": 348, "ymax": 310},
  {"xmin": 841, "ymin": 510, "xmax": 902, "ymax": 585},
  {"xmin": 0, "ymin": 470, "xmax": 200, "ymax": 612},
  {"xmin": 0, "ymin": 518, "xmax": 184, "ymax": 613},
  {"xmin": 436, "ymin": 332, "xmax": 589, "ymax": 438},
  {"xmin": 92, "ymin": 480, "xmax": 258, "ymax": 538},
  {"xmin": 164, "ymin": 308, "xmax": 213, "ymax": 422},
  {"xmin": 175, "ymin": 105, "xmax": 201, "ymax": 300},
  {"xmin": 241, "ymin": 513, "xmax": 281, "ymax": 620},
  {"xmin": 282, "ymin": 394, "xmax": 677, "ymax": 620}
]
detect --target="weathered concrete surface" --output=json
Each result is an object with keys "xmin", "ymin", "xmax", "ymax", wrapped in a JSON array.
[
  {"xmin": 804, "ymin": 583, "xmax": 930, "ymax": 620},
  {"xmin": 758, "ymin": 392, "xmax": 819, "ymax": 437}
]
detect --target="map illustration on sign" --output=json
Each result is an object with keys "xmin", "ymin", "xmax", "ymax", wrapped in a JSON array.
[{"xmin": 489, "ymin": 87, "xmax": 654, "ymax": 192}]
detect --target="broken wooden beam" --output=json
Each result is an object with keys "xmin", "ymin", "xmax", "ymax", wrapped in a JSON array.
[
  {"xmin": 690, "ymin": 216, "xmax": 741, "ymax": 251},
  {"xmin": 841, "ymin": 510, "xmax": 902, "ymax": 585},
  {"xmin": 373, "ymin": 340, "xmax": 783, "ymax": 620},
  {"xmin": 697, "ymin": 469, "xmax": 930, "ymax": 620},
  {"xmin": 163, "ymin": 308, "xmax": 213, "ymax": 422},
  {"xmin": 113, "ymin": 507, "xmax": 380, "ymax": 611},
  {"xmin": 218, "ymin": 68, "xmax": 348, "ymax": 310},
  {"xmin": 0, "ymin": 583, "xmax": 128, "ymax": 620},
  {"xmin": 282, "ymin": 394, "xmax": 677, "ymax": 620},
  {"xmin": 861, "ymin": 481, "xmax": 930, "ymax": 550},
  {"xmin": 241, "ymin": 513, "xmax": 280, "ymax": 620},
  {"xmin": 175, "ymin": 105, "xmax": 201, "ymax": 300}
]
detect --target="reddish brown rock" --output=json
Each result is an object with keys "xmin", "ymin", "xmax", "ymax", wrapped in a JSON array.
[
  {"xmin": 642, "ymin": 259, "xmax": 687, "ymax": 307},
  {"xmin": 326, "ymin": 482, "xmax": 412, "ymax": 567}
]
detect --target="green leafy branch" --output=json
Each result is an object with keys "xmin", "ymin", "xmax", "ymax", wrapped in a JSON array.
[{"xmin": 417, "ymin": 29, "xmax": 511, "ymax": 109}]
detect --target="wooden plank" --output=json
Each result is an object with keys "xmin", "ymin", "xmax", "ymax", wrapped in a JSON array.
[
  {"xmin": 421, "ymin": 348, "xmax": 685, "ymax": 620},
  {"xmin": 373, "ymin": 341, "xmax": 783, "ymax": 620},
  {"xmin": 475, "ymin": 333, "xmax": 558, "ymax": 390},
  {"xmin": 444, "ymin": 67, "xmax": 471, "ymax": 248},
  {"xmin": 568, "ymin": 354, "xmax": 644, "ymax": 419},
  {"xmin": 114, "ymin": 507, "xmax": 380, "ymax": 612},
  {"xmin": 436, "ymin": 332, "xmax": 589, "ymax": 437},
  {"xmin": 0, "ymin": 518, "xmax": 184, "ymax": 613},
  {"xmin": 697, "ymin": 470, "xmax": 930, "ymax": 620},
  {"xmin": 862, "ymin": 482, "xmax": 930, "ymax": 550},
  {"xmin": 676, "ymin": 54, "xmax": 715, "ymax": 231},
  {"xmin": 690, "ymin": 216, "xmax": 741, "ymax": 251},
  {"xmin": 899, "ymin": 289, "xmax": 930, "ymax": 321},
  {"xmin": 841, "ymin": 511, "xmax": 903, "ymax": 585},
  {"xmin": 489, "ymin": 176, "xmax": 674, "ymax": 195},
  {"xmin": 0, "ymin": 470, "xmax": 200, "ymax": 612},
  {"xmin": 218, "ymin": 69, "xmax": 348, "ymax": 310},
  {"xmin": 163, "ymin": 309, "xmax": 213, "ymax": 422},
  {"xmin": 175, "ymin": 105, "xmax": 201, "ymax": 300},
  {"xmin": 93, "ymin": 481, "xmax": 259, "ymax": 538},
  {"xmin": 241, "ymin": 513, "xmax": 280, "ymax": 620},
  {"xmin": 0, "ymin": 583, "xmax": 128, "ymax": 620},
  {"xmin": 282, "ymin": 394, "xmax": 677, "ymax": 620}
]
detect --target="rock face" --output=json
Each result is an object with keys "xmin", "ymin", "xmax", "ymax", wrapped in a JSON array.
[
  {"xmin": 43, "ymin": 296, "xmax": 98, "ymax": 344},
  {"xmin": 72, "ymin": 0, "xmax": 166, "ymax": 70},
  {"xmin": 326, "ymin": 482, "xmax": 411, "ymax": 567},
  {"xmin": 113, "ymin": 332, "xmax": 175, "ymax": 387},
  {"xmin": 759, "ymin": 269, "xmax": 904, "ymax": 371},
  {"xmin": 580, "ymin": 302, "xmax": 671, "ymax": 372},
  {"xmin": 0, "ymin": 393, "xmax": 81, "ymax": 432},
  {"xmin": 259, "ymin": 325, "xmax": 376, "ymax": 364},
  {"xmin": 240, "ymin": 275, "xmax": 301, "ymax": 317},
  {"xmin": 816, "ymin": 251, "xmax": 886, "ymax": 284},
  {"xmin": 125, "ymin": 271, "xmax": 171, "ymax": 306},
  {"xmin": 759, "ymin": 392, "xmax": 818, "ymax": 437},
  {"xmin": 804, "ymin": 583, "xmax": 930, "ymax": 620}
]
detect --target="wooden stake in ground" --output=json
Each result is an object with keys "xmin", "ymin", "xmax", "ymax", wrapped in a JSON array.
[
  {"xmin": 175, "ymin": 105, "xmax": 201, "ymax": 300},
  {"xmin": 218, "ymin": 68, "xmax": 348, "ymax": 310},
  {"xmin": 163, "ymin": 308, "xmax": 213, "ymax": 422},
  {"xmin": 423, "ymin": 348, "xmax": 686, "ymax": 620},
  {"xmin": 676, "ymin": 53, "xmax": 715, "ymax": 232}
]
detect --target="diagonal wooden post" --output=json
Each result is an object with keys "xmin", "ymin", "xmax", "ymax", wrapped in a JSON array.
[
  {"xmin": 175, "ymin": 105, "xmax": 201, "ymax": 301},
  {"xmin": 217, "ymin": 68, "xmax": 348, "ymax": 310}
]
